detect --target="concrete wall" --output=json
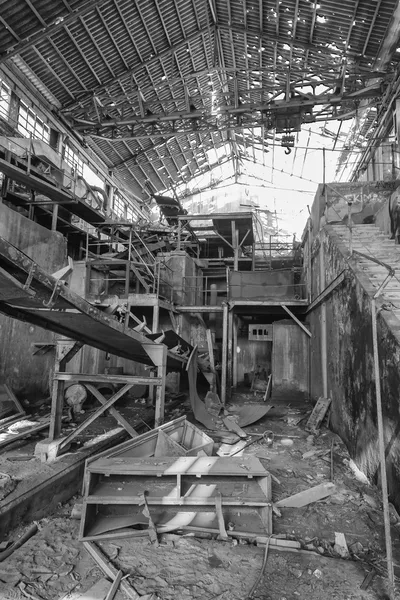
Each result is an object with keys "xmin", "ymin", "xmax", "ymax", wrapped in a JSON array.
[
  {"xmin": 309, "ymin": 227, "xmax": 400, "ymax": 507},
  {"xmin": 0, "ymin": 203, "xmax": 67, "ymax": 397},
  {"xmin": 310, "ymin": 180, "xmax": 399, "ymax": 245},
  {"xmin": 237, "ymin": 336, "xmax": 272, "ymax": 384},
  {"xmin": 229, "ymin": 270, "xmax": 301, "ymax": 299},
  {"xmin": 272, "ymin": 320, "xmax": 309, "ymax": 393}
]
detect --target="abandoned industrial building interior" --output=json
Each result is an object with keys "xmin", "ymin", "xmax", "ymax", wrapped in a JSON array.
[{"xmin": 3, "ymin": 1, "xmax": 400, "ymax": 600}]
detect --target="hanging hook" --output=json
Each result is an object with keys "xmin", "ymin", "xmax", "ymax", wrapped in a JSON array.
[{"xmin": 284, "ymin": 146, "xmax": 291, "ymax": 155}]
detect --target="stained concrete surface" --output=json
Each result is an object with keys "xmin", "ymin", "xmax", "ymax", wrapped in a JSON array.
[{"xmin": 1, "ymin": 389, "xmax": 400, "ymax": 599}]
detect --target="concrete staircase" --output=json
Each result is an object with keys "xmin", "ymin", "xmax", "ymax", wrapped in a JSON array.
[{"xmin": 330, "ymin": 224, "xmax": 400, "ymax": 317}]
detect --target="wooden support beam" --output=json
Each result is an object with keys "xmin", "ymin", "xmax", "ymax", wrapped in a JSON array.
[
  {"xmin": 306, "ymin": 271, "xmax": 346, "ymax": 313},
  {"xmin": 57, "ymin": 384, "xmax": 133, "ymax": 452},
  {"xmin": 206, "ymin": 329, "xmax": 216, "ymax": 393},
  {"xmin": 221, "ymin": 303, "xmax": 228, "ymax": 406},
  {"xmin": 55, "ymin": 373, "xmax": 161, "ymax": 385},
  {"xmin": 142, "ymin": 343, "xmax": 167, "ymax": 427},
  {"xmin": 176, "ymin": 305, "xmax": 223, "ymax": 313},
  {"xmin": 319, "ymin": 243, "xmax": 328, "ymax": 397},
  {"xmin": 227, "ymin": 308, "xmax": 233, "ymax": 400},
  {"xmin": 83, "ymin": 542, "xmax": 141, "ymax": 600},
  {"xmin": 49, "ymin": 339, "xmax": 83, "ymax": 441},
  {"xmin": 281, "ymin": 304, "xmax": 311, "ymax": 337},
  {"xmin": 232, "ymin": 315, "xmax": 238, "ymax": 389},
  {"xmin": 85, "ymin": 384, "xmax": 139, "ymax": 438}
]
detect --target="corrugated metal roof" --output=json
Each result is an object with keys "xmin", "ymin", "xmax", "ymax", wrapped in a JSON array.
[{"xmin": 0, "ymin": 0, "xmax": 399, "ymax": 199}]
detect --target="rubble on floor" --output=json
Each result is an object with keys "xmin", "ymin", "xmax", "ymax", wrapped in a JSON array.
[{"xmin": 1, "ymin": 389, "xmax": 400, "ymax": 599}]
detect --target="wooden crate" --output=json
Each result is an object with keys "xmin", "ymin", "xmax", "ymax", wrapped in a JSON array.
[{"xmin": 80, "ymin": 455, "xmax": 272, "ymax": 542}]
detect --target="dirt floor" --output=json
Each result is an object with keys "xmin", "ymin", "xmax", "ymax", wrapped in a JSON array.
[{"xmin": 1, "ymin": 388, "xmax": 400, "ymax": 600}]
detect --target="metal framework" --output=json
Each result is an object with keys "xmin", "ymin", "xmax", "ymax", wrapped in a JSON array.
[{"xmin": 0, "ymin": 0, "xmax": 399, "ymax": 197}]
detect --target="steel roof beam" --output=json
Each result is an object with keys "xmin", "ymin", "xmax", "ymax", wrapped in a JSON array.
[
  {"xmin": 73, "ymin": 86, "xmax": 381, "ymax": 130},
  {"xmin": 0, "ymin": 0, "xmax": 110, "ymax": 65},
  {"xmin": 217, "ymin": 22, "xmax": 375, "ymax": 61}
]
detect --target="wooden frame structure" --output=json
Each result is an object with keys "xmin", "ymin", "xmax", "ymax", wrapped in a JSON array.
[{"xmin": 41, "ymin": 338, "xmax": 168, "ymax": 460}]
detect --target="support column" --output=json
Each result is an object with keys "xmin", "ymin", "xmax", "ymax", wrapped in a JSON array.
[
  {"xmin": 51, "ymin": 204, "xmax": 59, "ymax": 232},
  {"xmin": 49, "ymin": 339, "xmax": 83, "ymax": 440},
  {"xmin": 231, "ymin": 220, "xmax": 239, "ymax": 271},
  {"xmin": 319, "ymin": 241, "xmax": 328, "ymax": 397},
  {"xmin": 221, "ymin": 302, "xmax": 228, "ymax": 406},
  {"xmin": 152, "ymin": 303, "xmax": 160, "ymax": 334},
  {"xmin": 232, "ymin": 314, "xmax": 238, "ymax": 389},
  {"xmin": 227, "ymin": 307, "xmax": 233, "ymax": 400},
  {"xmin": 143, "ymin": 343, "xmax": 167, "ymax": 427}
]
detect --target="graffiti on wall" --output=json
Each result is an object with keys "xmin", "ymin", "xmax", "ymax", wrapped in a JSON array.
[{"xmin": 323, "ymin": 181, "xmax": 400, "ymax": 226}]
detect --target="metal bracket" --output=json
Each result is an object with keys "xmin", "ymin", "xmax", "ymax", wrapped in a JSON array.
[
  {"xmin": 43, "ymin": 281, "xmax": 62, "ymax": 308},
  {"xmin": 23, "ymin": 263, "xmax": 36, "ymax": 291}
]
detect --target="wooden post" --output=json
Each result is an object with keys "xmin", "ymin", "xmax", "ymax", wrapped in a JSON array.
[
  {"xmin": 233, "ymin": 315, "xmax": 238, "ymax": 389},
  {"xmin": 307, "ymin": 218, "xmax": 312, "ymax": 302},
  {"xmin": 51, "ymin": 204, "xmax": 59, "ymax": 231},
  {"xmin": 227, "ymin": 307, "xmax": 233, "ymax": 400},
  {"xmin": 206, "ymin": 329, "xmax": 216, "ymax": 393},
  {"xmin": 371, "ymin": 299, "xmax": 395, "ymax": 598},
  {"xmin": 221, "ymin": 302, "xmax": 228, "ymax": 406},
  {"xmin": 143, "ymin": 343, "xmax": 167, "ymax": 427},
  {"xmin": 319, "ymin": 241, "xmax": 328, "ymax": 397},
  {"xmin": 152, "ymin": 303, "xmax": 160, "ymax": 334},
  {"xmin": 177, "ymin": 218, "xmax": 182, "ymax": 251},
  {"xmin": 232, "ymin": 220, "xmax": 239, "ymax": 271},
  {"xmin": 49, "ymin": 339, "xmax": 83, "ymax": 440}
]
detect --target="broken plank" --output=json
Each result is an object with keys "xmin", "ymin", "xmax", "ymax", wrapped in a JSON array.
[
  {"xmin": 275, "ymin": 482, "xmax": 337, "ymax": 507},
  {"xmin": 83, "ymin": 542, "xmax": 141, "ymax": 600},
  {"xmin": 105, "ymin": 571, "xmax": 123, "ymax": 600},
  {"xmin": 75, "ymin": 578, "xmax": 112, "ymax": 600},
  {"xmin": 306, "ymin": 397, "xmax": 331, "ymax": 432},
  {"xmin": 215, "ymin": 492, "xmax": 229, "ymax": 540}
]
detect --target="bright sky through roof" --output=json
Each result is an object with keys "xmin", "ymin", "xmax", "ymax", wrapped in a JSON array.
[{"xmin": 176, "ymin": 118, "xmax": 353, "ymax": 240}]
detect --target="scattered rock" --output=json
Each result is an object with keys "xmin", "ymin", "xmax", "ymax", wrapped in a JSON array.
[
  {"xmin": 280, "ymin": 438, "xmax": 294, "ymax": 447},
  {"xmin": 362, "ymin": 494, "xmax": 378, "ymax": 509},
  {"xmin": 349, "ymin": 541, "xmax": 364, "ymax": 555},
  {"xmin": 208, "ymin": 554, "xmax": 223, "ymax": 568},
  {"xmin": 313, "ymin": 569, "xmax": 322, "ymax": 579},
  {"xmin": 333, "ymin": 532, "xmax": 349, "ymax": 559}
]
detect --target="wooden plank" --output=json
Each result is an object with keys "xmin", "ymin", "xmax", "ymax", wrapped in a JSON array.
[
  {"xmin": 57, "ymin": 578, "xmax": 112, "ymax": 600},
  {"xmin": 55, "ymin": 373, "xmax": 161, "ymax": 385},
  {"xmin": 3, "ymin": 384, "xmax": 25, "ymax": 415},
  {"xmin": 58, "ymin": 384, "xmax": 133, "ymax": 451},
  {"xmin": 83, "ymin": 542, "xmax": 141, "ymax": 600},
  {"xmin": 86, "ymin": 496, "xmax": 270, "ymax": 507},
  {"xmin": 281, "ymin": 304, "xmax": 311, "ymax": 337},
  {"xmin": 305, "ymin": 397, "xmax": 331, "ymax": 432},
  {"xmin": 275, "ymin": 482, "xmax": 337, "ymax": 507},
  {"xmin": 306, "ymin": 271, "xmax": 346, "ymax": 313},
  {"xmin": 88, "ymin": 455, "xmax": 269, "ymax": 476},
  {"xmin": 215, "ymin": 492, "xmax": 229, "ymax": 540},
  {"xmin": 105, "ymin": 571, "xmax": 123, "ymax": 600},
  {"xmin": 85, "ymin": 384, "xmax": 139, "ymax": 439}
]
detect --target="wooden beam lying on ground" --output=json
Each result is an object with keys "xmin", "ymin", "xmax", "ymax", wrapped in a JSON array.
[
  {"xmin": 275, "ymin": 482, "xmax": 337, "ymax": 507},
  {"xmin": 83, "ymin": 542, "xmax": 152, "ymax": 600}
]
